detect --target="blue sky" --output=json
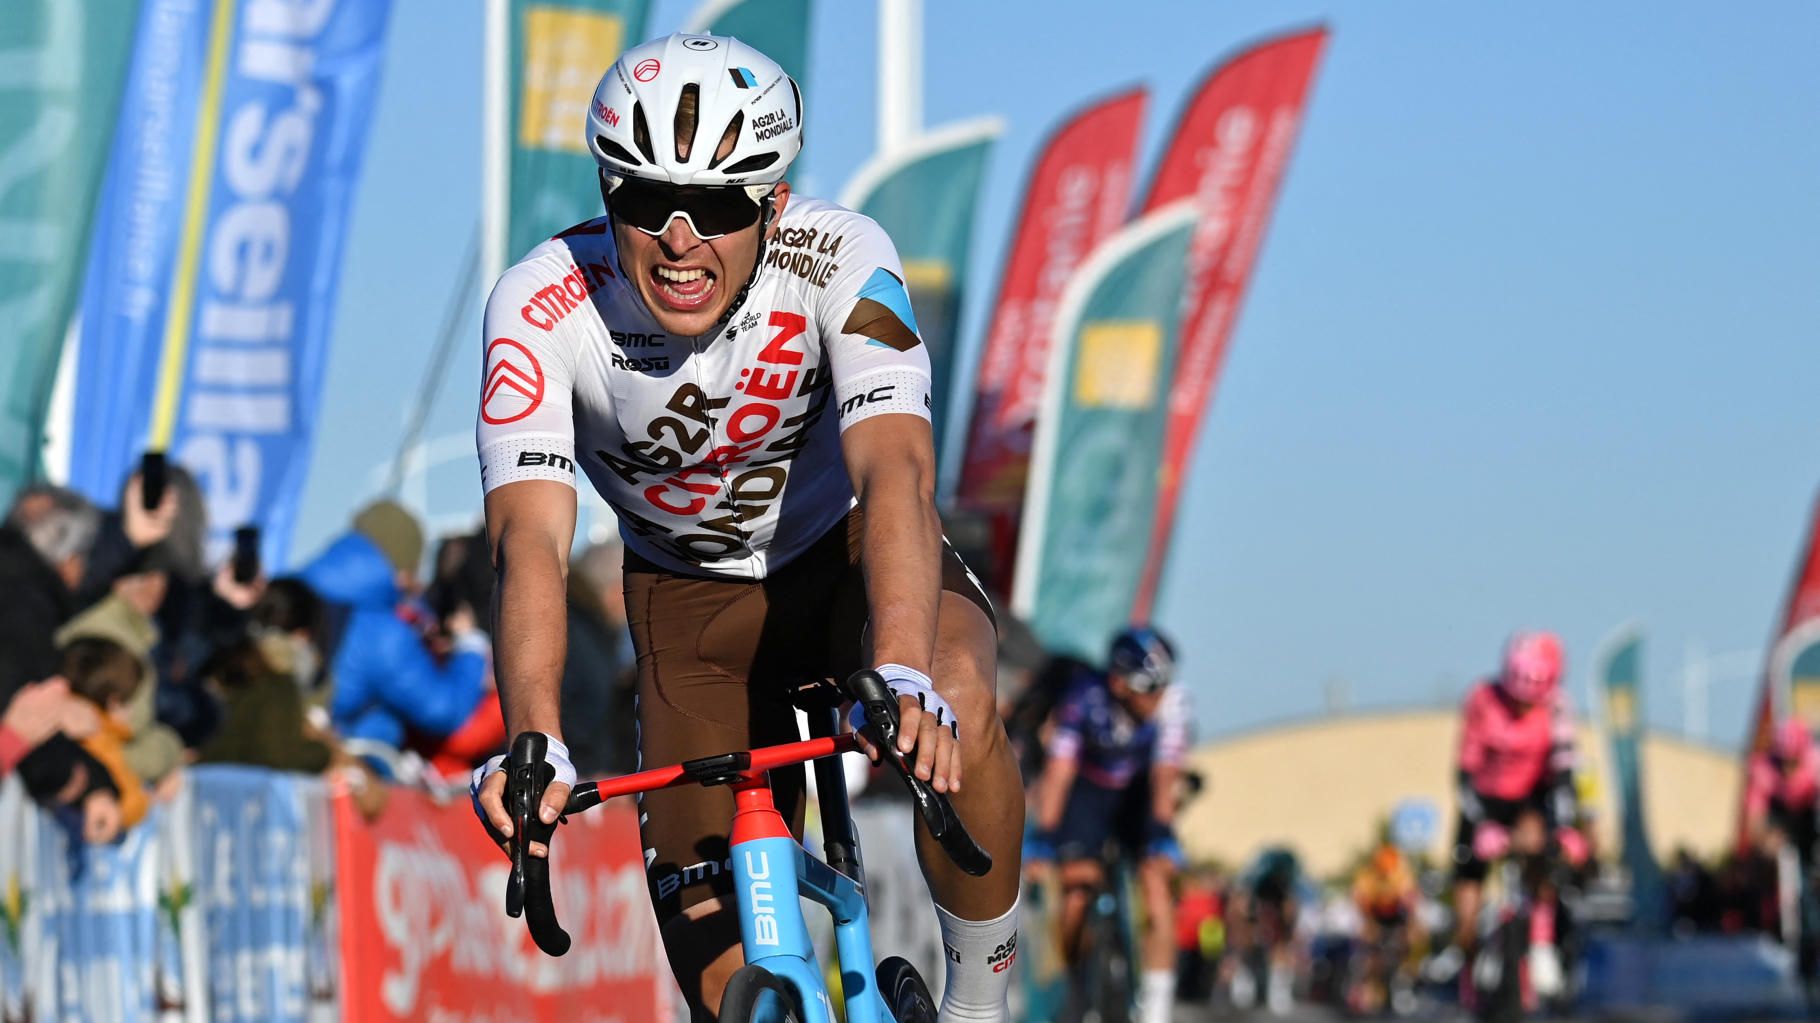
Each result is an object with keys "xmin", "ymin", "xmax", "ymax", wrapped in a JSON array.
[{"xmin": 293, "ymin": 0, "xmax": 1820, "ymax": 744}]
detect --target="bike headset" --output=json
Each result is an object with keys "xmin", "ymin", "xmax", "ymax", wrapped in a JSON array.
[{"xmin": 585, "ymin": 32, "xmax": 804, "ymax": 331}]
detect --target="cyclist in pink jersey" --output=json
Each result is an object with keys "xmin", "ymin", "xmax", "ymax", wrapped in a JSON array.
[
  {"xmin": 1745, "ymin": 718, "xmax": 1820, "ymax": 866},
  {"xmin": 1442, "ymin": 631, "xmax": 1587, "ymax": 998}
]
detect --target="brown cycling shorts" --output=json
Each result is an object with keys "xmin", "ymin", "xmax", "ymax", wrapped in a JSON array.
[{"xmin": 623, "ymin": 508, "xmax": 994, "ymax": 923}]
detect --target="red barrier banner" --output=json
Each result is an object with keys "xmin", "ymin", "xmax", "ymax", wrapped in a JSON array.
[
  {"xmin": 955, "ymin": 87, "xmax": 1147, "ymax": 588},
  {"xmin": 333, "ymin": 787, "xmax": 666, "ymax": 1023},
  {"xmin": 1132, "ymin": 28, "xmax": 1327, "ymax": 616}
]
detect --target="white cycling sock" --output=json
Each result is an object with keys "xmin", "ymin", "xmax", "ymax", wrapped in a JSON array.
[
  {"xmin": 1139, "ymin": 968, "xmax": 1175, "ymax": 1023},
  {"xmin": 933, "ymin": 898, "xmax": 1019, "ymax": 1022}
]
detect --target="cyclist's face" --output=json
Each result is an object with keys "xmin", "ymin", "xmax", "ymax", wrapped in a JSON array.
[
  {"xmin": 1110, "ymin": 672, "xmax": 1164, "ymax": 718},
  {"xmin": 614, "ymin": 182, "xmax": 790, "ymax": 336}
]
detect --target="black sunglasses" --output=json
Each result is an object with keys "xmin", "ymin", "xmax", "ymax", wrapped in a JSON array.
[{"xmin": 607, "ymin": 179, "xmax": 771, "ymax": 240}]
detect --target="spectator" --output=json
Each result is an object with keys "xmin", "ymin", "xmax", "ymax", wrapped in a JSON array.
[
  {"xmin": 0, "ymin": 485, "xmax": 100, "ymax": 701},
  {"xmin": 0, "ymin": 677, "xmax": 99, "ymax": 777},
  {"xmin": 56, "ymin": 637, "xmax": 151, "ymax": 835},
  {"xmin": 73, "ymin": 468, "xmax": 180, "ymax": 608},
  {"xmin": 563, "ymin": 539, "xmax": 634, "ymax": 776},
  {"xmin": 412, "ymin": 530, "xmax": 506, "ymax": 779},
  {"xmin": 302, "ymin": 500, "xmax": 486, "ymax": 751},
  {"xmin": 55, "ymin": 585, "xmax": 185, "ymax": 788},
  {"xmin": 196, "ymin": 646, "xmax": 334, "ymax": 774}
]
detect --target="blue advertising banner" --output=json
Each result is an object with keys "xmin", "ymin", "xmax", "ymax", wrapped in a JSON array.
[
  {"xmin": 71, "ymin": 0, "xmax": 393, "ymax": 567},
  {"xmin": 0, "ymin": 783, "xmax": 202, "ymax": 1022},
  {"xmin": 189, "ymin": 766, "xmax": 335, "ymax": 1023}
]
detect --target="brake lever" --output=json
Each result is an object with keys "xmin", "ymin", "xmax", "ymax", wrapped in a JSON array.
[
  {"xmin": 844, "ymin": 670, "xmax": 993, "ymax": 877},
  {"xmin": 505, "ymin": 732, "xmax": 571, "ymax": 956}
]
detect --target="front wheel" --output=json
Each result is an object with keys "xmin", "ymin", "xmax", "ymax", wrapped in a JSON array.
[
  {"xmin": 877, "ymin": 956, "xmax": 938, "ymax": 1022},
  {"xmin": 721, "ymin": 964, "xmax": 806, "ymax": 1023}
]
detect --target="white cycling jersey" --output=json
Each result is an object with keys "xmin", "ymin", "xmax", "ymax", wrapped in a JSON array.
[{"xmin": 475, "ymin": 197, "xmax": 932, "ymax": 579}]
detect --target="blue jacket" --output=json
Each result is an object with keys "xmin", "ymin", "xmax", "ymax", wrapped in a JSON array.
[{"xmin": 302, "ymin": 533, "xmax": 486, "ymax": 748}]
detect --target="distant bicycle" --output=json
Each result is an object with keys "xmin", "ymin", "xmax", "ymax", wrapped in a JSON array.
[
  {"xmin": 1464, "ymin": 846, "xmax": 1579, "ymax": 1023},
  {"xmin": 1066, "ymin": 842, "xmax": 1138, "ymax": 1023},
  {"xmin": 501, "ymin": 669, "xmax": 992, "ymax": 1022}
]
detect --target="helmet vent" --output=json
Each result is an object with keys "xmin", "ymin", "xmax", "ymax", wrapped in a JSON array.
[
  {"xmin": 674, "ymin": 83, "xmax": 700, "ymax": 162},
  {"xmin": 720, "ymin": 151, "xmax": 778, "ymax": 175},
  {"xmin": 595, "ymin": 135, "xmax": 640, "ymax": 167},
  {"xmin": 707, "ymin": 111, "xmax": 743, "ymax": 169},
  {"xmin": 631, "ymin": 102, "xmax": 656, "ymax": 165}
]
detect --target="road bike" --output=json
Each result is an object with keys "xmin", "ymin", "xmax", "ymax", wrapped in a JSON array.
[{"xmin": 501, "ymin": 668, "xmax": 992, "ymax": 1022}]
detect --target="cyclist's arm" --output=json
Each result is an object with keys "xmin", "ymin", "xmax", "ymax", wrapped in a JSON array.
[
  {"xmin": 1150, "ymin": 683, "xmax": 1192, "ymax": 823},
  {"xmin": 473, "ymin": 258, "xmax": 583, "ymax": 846},
  {"xmin": 817, "ymin": 216, "xmax": 951, "ymax": 784},
  {"xmin": 842, "ymin": 415, "xmax": 940, "ymax": 680},
  {"xmin": 1456, "ymin": 684, "xmax": 1490, "ymax": 823},
  {"xmin": 485, "ymin": 482, "xmax": 575, "ymax": 740},
  {"xmin": 1035, "ymin": 700, "xmax": 1084, "ymax": 832},
  {"xmin": 1034, "ymin": 750, "xmax": 1078, "ymax": 833}
]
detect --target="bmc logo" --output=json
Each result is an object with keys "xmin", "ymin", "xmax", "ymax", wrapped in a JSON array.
[
  {"xmin": 838, "ymin": 384, "xmax": 895, "ymax": 418},
  {"xmin": 745, "ymin": 850, "xmax": 779, "ymax": 946},
  {"xmin": 611, "ymin": 354, "xmax": 671, "ymax": 371},
  {"xmin": 516, "ymin": 450, "xmax": 574, "ymax": 473},
  {"xmin": 610, "ymin": 330, "xmax": 666, "ymax": 348}
]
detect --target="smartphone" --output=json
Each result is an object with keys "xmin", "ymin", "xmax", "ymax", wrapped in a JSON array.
[
  {"xmin": 140, "ymin": 451, "xmax": 167, "ymax": 511},
  {"xmin": 232, "ymin": 525, "xmax": 261, "ymax": 585}
]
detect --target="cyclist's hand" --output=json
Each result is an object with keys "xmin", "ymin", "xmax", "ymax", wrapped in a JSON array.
[
  {"xmin": 471, "ymin": 734, "xmax": 574, "ymax": 859},
  {"xmin": 849, "ymin": 664, "xmax": 963, "ymax": 794},
  {"xmin": 1472, "ymin": 820, "xmax": 1510, "ymax": 862},
  {"xmin": 1554, "ymin": 826, "xmax": 1590, "ymax": 867},
  {"xmin": 1145, "ymin": 820, "xmax": 1187, "ymax": 867}
]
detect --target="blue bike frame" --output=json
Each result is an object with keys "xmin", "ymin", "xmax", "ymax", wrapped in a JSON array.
[{"xmin": 733, "ymin": 824, "xmax": 890, "ymax": 1022}]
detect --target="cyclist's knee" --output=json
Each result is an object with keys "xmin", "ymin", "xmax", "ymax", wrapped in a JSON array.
[{"xmin": 1060, "ymin": 858, "xmax": 1105, "ymax": 891}]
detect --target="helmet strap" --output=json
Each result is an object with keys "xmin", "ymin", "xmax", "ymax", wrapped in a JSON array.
[{"xmin": 714, "ymin": 190, "xmax": 779, "ymax": 330}]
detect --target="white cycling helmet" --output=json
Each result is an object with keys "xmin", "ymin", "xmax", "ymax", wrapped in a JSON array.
[{"xmin": 586, "ymin": 33, "xmax": 802, "ymax": 193}]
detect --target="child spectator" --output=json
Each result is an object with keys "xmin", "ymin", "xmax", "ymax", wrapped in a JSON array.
[
  {"xmin": 16, "ymin": 636, "xmax": 148, "ymax": 844},
  {"xmin": 59, "ymin": 637, "xmax": 150, "ymax": 835}
]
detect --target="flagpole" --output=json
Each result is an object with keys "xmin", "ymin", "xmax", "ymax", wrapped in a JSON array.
[
  {"xmin": 482, "ymin": 0, "xmax": 509, "ymax": 285},
  {"xmin": 878, "ymin": 0, "xmax": 921, "ymax": 155}
]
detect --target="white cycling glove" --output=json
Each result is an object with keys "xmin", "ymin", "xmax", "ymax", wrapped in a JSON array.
[
  {"xmin": 470, "ymin": 734, "xmax": 576, "ymax": 828},
  {"xmin": 848, "ymin": 663, "xmax": 961, "ymax": 741}
]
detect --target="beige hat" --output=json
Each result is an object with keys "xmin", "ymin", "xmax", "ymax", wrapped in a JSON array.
[{"xmin": 352, "ymin": 500, "xmax": 424, "ymax": 578}]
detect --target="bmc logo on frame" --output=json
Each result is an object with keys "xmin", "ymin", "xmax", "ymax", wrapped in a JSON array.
[{"xmin": 746, "ymin": 849, "xmax": 780, "ymax": 946}]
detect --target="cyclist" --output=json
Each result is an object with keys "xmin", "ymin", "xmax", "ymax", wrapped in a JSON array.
[
  {"xmin": 1444, "ymin": 630, "xmax": 1588, "ymax": 1003},
  {"xmin": 1026, "ymin": 626, "xmax": 1191, "ymax": 1023},
  {"xmin": 1229, "ymin": 845, "xmax": 1306, "ymax": 1015},
  {"xmin": 1348, "ymin": 839, "xmax": 1423, "ymax": 1014},
  {"xmin": 1743, "ymin": 717, "xmax": 1820, "ymax": 977},
  {"xmin": 467, "ymin": 33, "xmax": 1022, "ymax": 1021}
]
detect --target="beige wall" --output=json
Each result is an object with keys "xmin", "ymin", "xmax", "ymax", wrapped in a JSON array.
[{"xmin": 1177, "ymin": 709, "xmax": 1740, "ymax": 879}]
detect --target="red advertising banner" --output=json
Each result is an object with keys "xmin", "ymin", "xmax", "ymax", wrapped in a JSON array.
[
  {"xmin": 333, "ymin": 787, "xmax": 666, "ymax": 1023},
  {"xmin": 954, "ymin": 87, "xmax": 1147, "ymax": 590},
  {"xmin": 1131, "ymin": 28, "xmax": 1328, "ymax": 616}
]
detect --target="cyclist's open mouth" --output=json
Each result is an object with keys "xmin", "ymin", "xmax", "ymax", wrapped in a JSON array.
[{"xmin": 651, "ymin": 264, "xmax": 716, "ymax": 311}]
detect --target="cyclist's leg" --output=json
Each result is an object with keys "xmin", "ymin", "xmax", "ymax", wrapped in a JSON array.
[
  {"xmin": 836, "ymin": 513, "xmax": 1024, "ymax": 1020},
  {"xmin": 625, "ymin": 536, "xmax": 844, "ymax": 1019},
  {"xmin": 1448, "ymin": 808, "xmax": 1490, "ymax": 959},
  {"xmin": 1135, "ymin": 856, "xmax": 1177, "ymax": 1023},
  {"xmin": 1052, "ymin": 780, "xmax": 1118, "ymax": 967},
  {"xmin": 1057, "ymin": 857, "xmax": 1107, "ymax": 965}
]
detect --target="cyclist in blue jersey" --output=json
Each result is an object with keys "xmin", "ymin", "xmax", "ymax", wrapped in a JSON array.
[{"xmin": 1027, "ymin": 626, "xmax": 1192, "ymax": 1023}]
